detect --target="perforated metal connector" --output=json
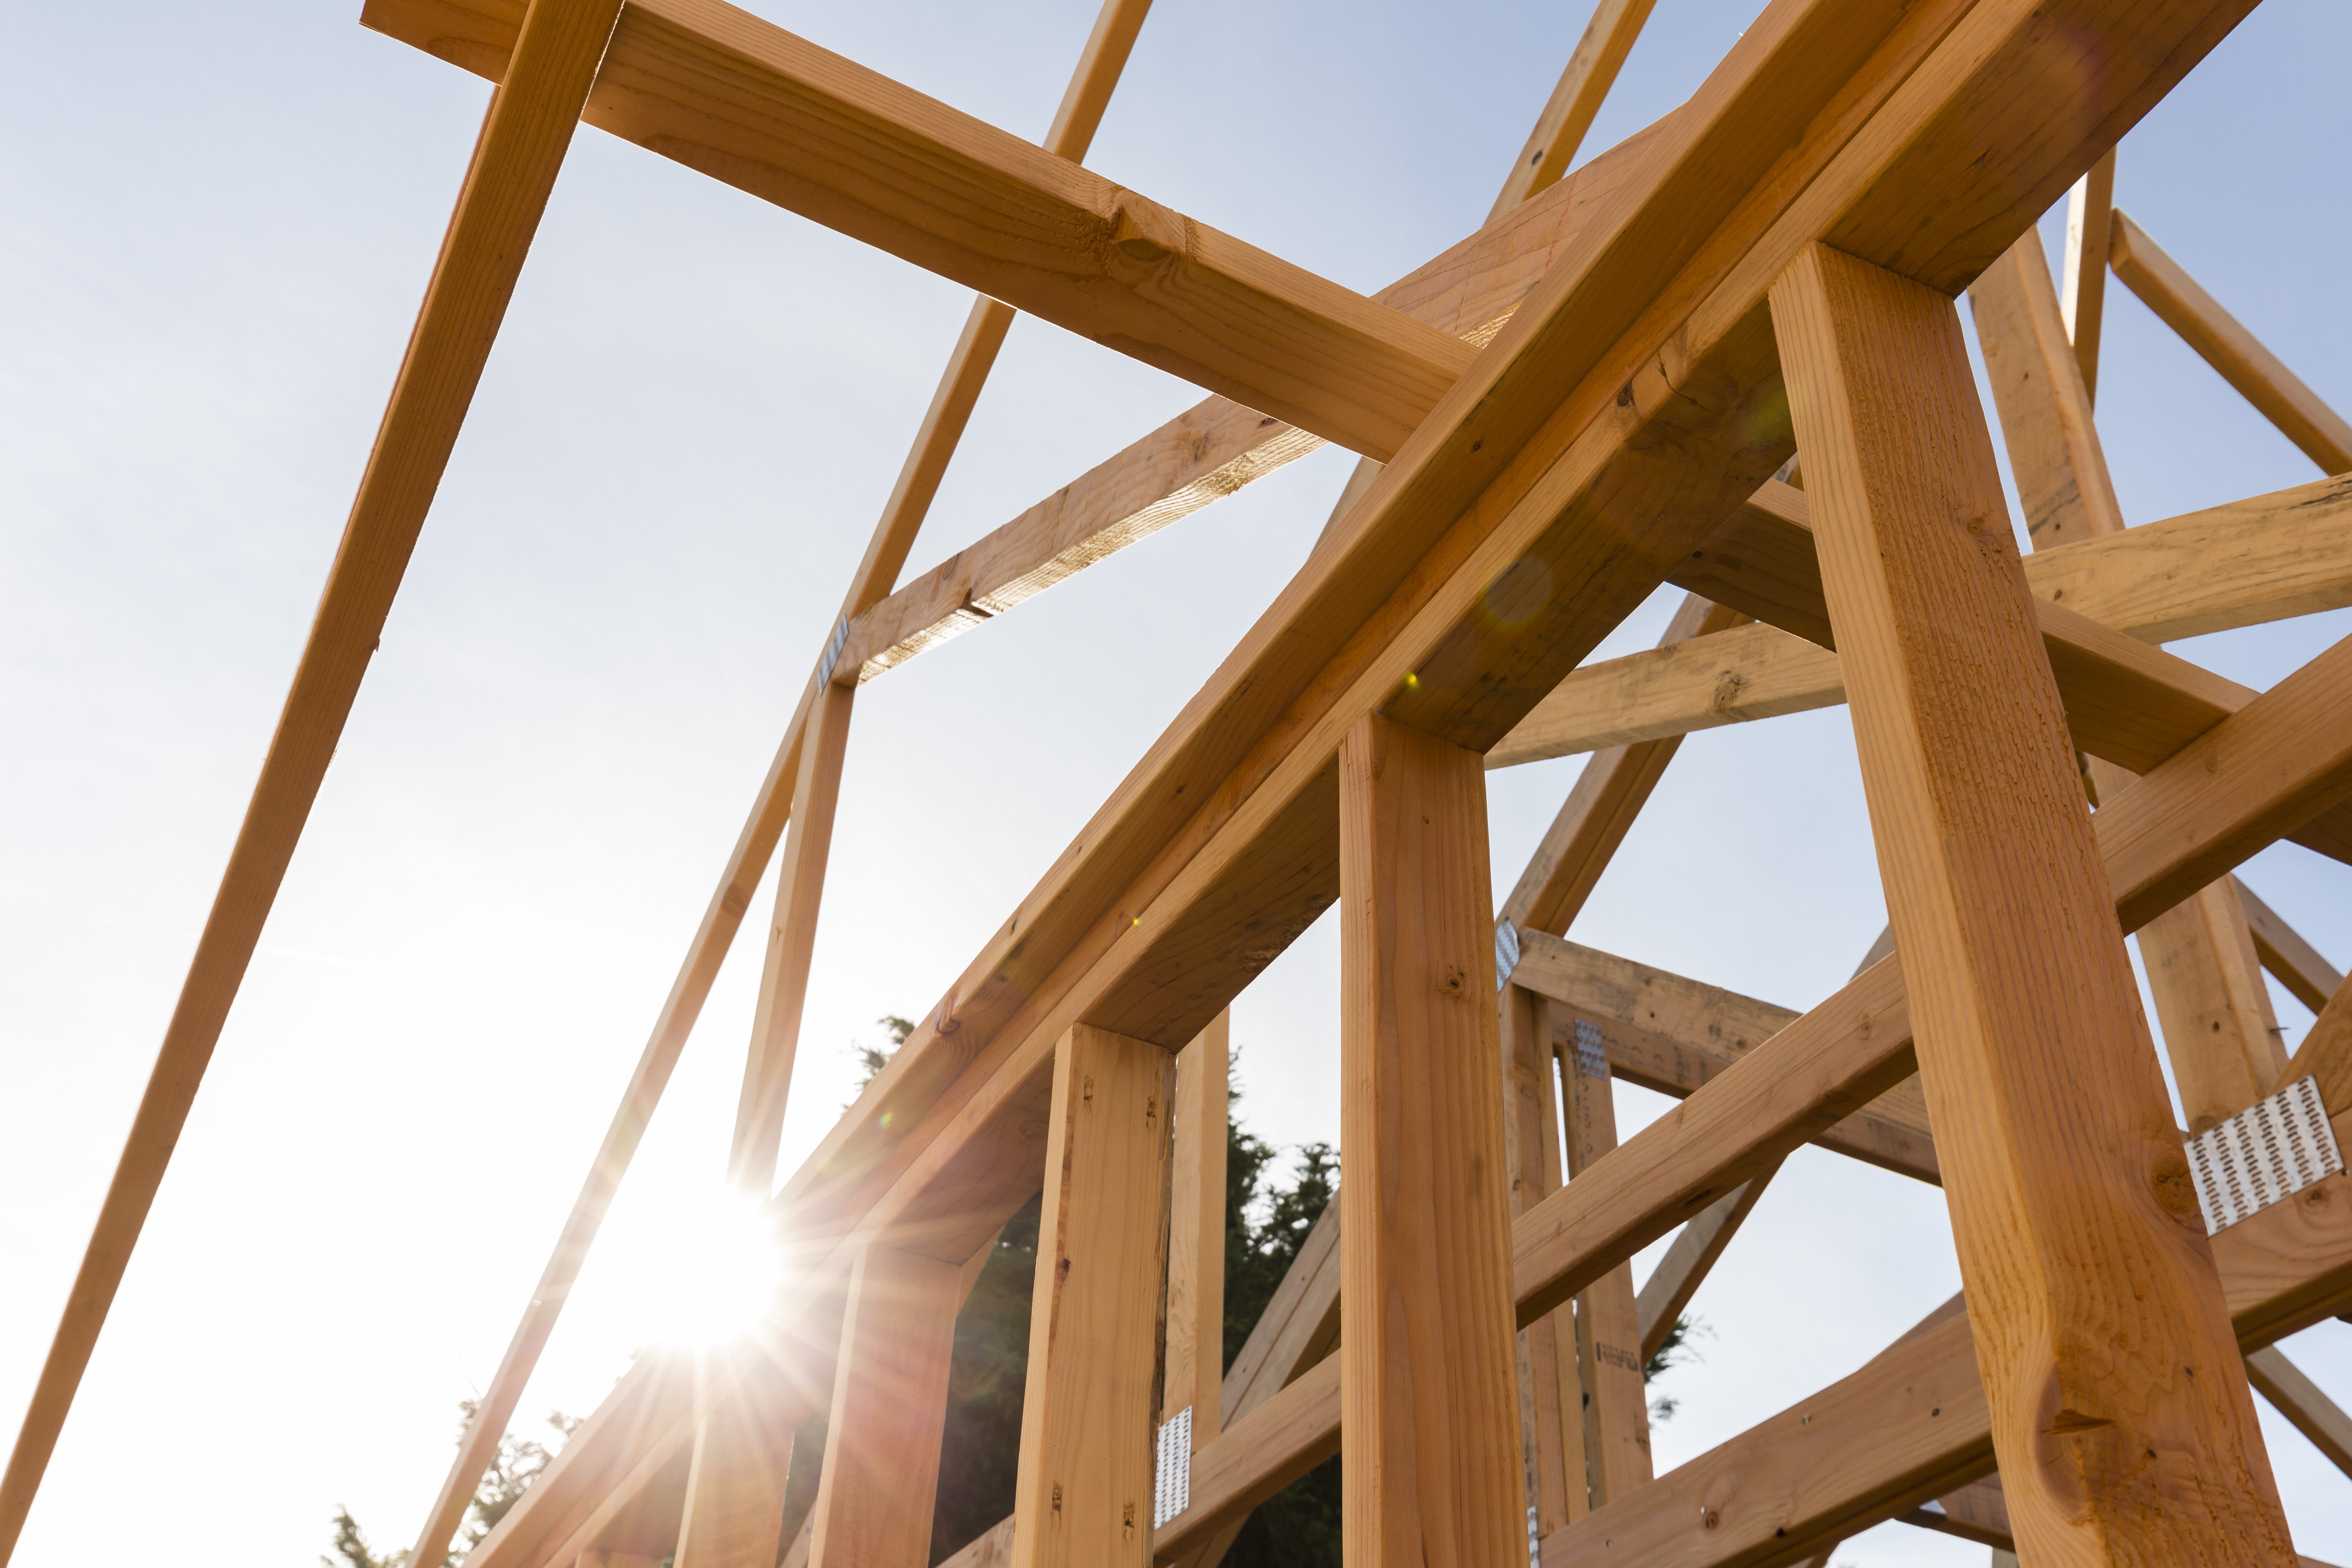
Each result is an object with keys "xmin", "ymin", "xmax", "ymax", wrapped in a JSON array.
[
  {"xmin": 2187, "ymin": 1076, "xmax": 2343, "ymax": 1234},
  {"xmin": 1573, "ymin": 1018, "xmax": 1609, "ymax": 1079},
  {"xmin": 1153, "ymin": 1406, "xmax": 1192, "ymax": 1528},
  {"xmin": 1494, "ymin": 918, "xmax": 1521, "ymax": 991},
  {"xmin": 816, "ymin": 614, "xmax": 851, "ymax": 686}
]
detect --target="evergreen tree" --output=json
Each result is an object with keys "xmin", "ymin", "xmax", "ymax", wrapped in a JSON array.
[{"xmin": 322, "ymin": 1407, "xmax": 578, "ymax": 1568}]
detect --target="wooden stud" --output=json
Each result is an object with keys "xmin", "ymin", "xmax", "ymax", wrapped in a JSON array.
[
  {"xmin": 675, "ymin": 1376, "xmax": 795, "ymax": 1568},
  {"xmin": 1488, "ymin": 0, "xmax": 1662, "ymax": 217},
  {"xmin": 1554, "ymin": 1032, "xmax": 1652, "ymax": 1503},
  {"xmin": 1164, "ymin": 1011, "xmax": 1231, "ymax": 1445},
  {"xmin": 1970, "ymin": 227, "xmax": 2292, "ymax": 1140},
  {"xmin": 2109, "ymin": 210, "xmax": 2352, "ymax": 475},
  {"xmin": 1772, "ymin": 238, "xmax": 2294, "ymax": 1565},
  {"xmin": 2276, "ymin": 972, "xmax": 2352, "ymax": 1116},
  {"xmin": 805, "ymin": 1247, "xmax": 963, "ymax": 1568},
  {"xmin": 1010, "ymin": 1025, "xmax": 1174, "ymax": 1568},
  {"xmin": 2060, "ymin": 149, "xmax": 2116, "ymax": 404},
  {"xmin": 730, "ymin": 679, "xmax": 856, "ymax": 1195},
  {"xmin": 1634, "ymin": 1165, "xmax": 1777, "ymax": 1363},
  {"xmin": 2236, "ymin": 878, "xmax": 2346, "ymax": 1017},
  {"xmin": 0, "ymin": 0, "xmax": 628, "ymax": 1560},
  {"xmin": 2244, "ymin": 1347, "xmax": 2352, "ymax": 1482},
  {"xmin": 1338, "ymin": 711, "xmax": 1526, "ymax": 1566},
  {"xmin": 1503, "ymin": 984, "xmax": 1589, "ymax": 1532}
]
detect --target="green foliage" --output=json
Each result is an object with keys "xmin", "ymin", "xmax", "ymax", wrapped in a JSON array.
[
  {"xmin": 323, "ymin": 1408, "xmax": 578, "ymax": 1568},
  {"xmin": 851, "ymin": 1015, "xmax": 918, "ymax": 1100},
  {"xmin": 1643, "ymin": 1313, "xmax": 1701, "ymax": 1424}
]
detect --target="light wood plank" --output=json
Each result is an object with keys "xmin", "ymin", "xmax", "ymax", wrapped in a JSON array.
[
  {"xmin": 1633, "ymin": 1166, "xmax": 1777, "ymax": 1363},
  {"xmin": 1339, "ymin": 712, "xmax": 1526, "ymax": 1565},
  {"xmin": 1556, "ymin": 1035, "xmax": 1652, "ymax": 1504},
  {"xmin": 2060, "ymin": 148, "xmax": 2116, "ymax": 404},
  {"xmin": 0, "ymin": 1, "xmax": 628, "ymax": 1562},
  {"xmin": 2245, "ymin": 1346, "xmax": 2352, "ymax": 1481},
  {"xmin": 366, "ymin": 0, "xmax": 1473, "ymax": 463},
  {"xmin": 805, "ymin": 1247, "xmax": 963, "ymax": 1568},
  {"xmin": 2109, "ymin": 210, "xmax": 2352, "ymax": 474},
  {"xmin": 1773, "ymin": 237, "xmax": 2292, "ymax": 1563},
  {"xmin": 1488, "ymin": 0, "xmax": 1662, "ymax": 217},
  {"xmin": 2140, "ymin": 878, "xmax": 2289, "ymax": 1134},
  {"xmin": 2276, "ymin": 972, "xmax": 2352, "ymax": 1119},
  {"xmin": 730, "ymin": 679, "xmax": 856, "ymax": 1194},
  {"xmin": 1503, "ymin": 985, "xmax": 1589, "ymax": 1532},
  {"xmin": 2236, "ymin": 878, "xmax": 2347, "ymax": 1016},
  {"xmin": 1011, "ymin": 1026, "xmax": 1175, "ymax": 1568},
  {"xmin": 1164, "ymin": 1011, "xmax": 1231, "ymax": 1443},
  {"xmin": 675, "ymin": 1387, "xmax": 794, "ymax": 1568}
]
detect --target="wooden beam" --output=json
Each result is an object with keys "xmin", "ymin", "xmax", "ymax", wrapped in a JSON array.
[
  {"xmin": 2245, "ymin": 1345, "xmax": 2352, "ymax": 1482},
  {"xmin": 675, "ymin": 1368, "xmax": 795, "ymax": 1568},
  {"xmin": 0, "ymin": 1, "xmax": 626, "ymax": 1563},
  {"xmin": 2060, "ymin": 148, "xmax": 2116, "ymax": 404},
  {"xmin": 1970, "ymin": 226, "xmax": 2293, "ymax": 1140},
  {"xmin": 2109, "ymin": 209, "xmax": 2352, "ymax": 475},
  {"xmin": 1164, "ymin": 1012, "xmax": 1231, "ymax": 1443},
  {"xmin": 801, "ymin": 1247, "xmax": 961, "ymax": 1568},
  {"xmin": 1503, "ymin": 985, "xmax": 1589, "ymax": 1533},
  {"xmin": 2237, "ymin": 877, "xmax": 2347, "ymax": 1016},
  {"xmin": 729, "ymin": 679, "xmax": 855, "ymax": 1194},
  {"xmin": 365, "ymin": 0, "xmax": 1474, "ymax": 464},
  {"xmin": 836, "ymin": 123, "xmax": 1662, "ymax": 685},
  {"xmin": 1901, "ymin": 1474, "xmax": 2013, "ymax": 1549},
  {"xmin": 1634, "ymin": 1165, "xmax": 1777, "ymax": 1364},
  {"xmin": 1772, "ymin": 236, "xmax": 2292, "ymax": 1562},
  {"xmin": 1555, "ymin": 1033, "xmax": 1652, "ymax": 1504},
  {"xmin": 763, "ymin": 0, "xmax": 2268, "ymax": 1303},
  {"xmin": 1515, "ymin": 929, "xmax": 1938, "ymax": 1184},
  {"xmin": 1500, "ymin": 595, "xmax": 1750, "ymax": 934},
  {"xmin": 1339, "ymin": 712, "xmax": 1525, "ymax": 1564},
  {"xmin": 1011, "ymin": 1026, "xmax": 1174, "ymax": 1568},
  {"xmin": 2276, "ymin": 972, "xmax": 2352, "ymax": 1118},
  {"xmin": 469, "ymin": 1352, "xmax": 703, "ymax": 1568},
  {"xmin": 1488, "ymin": 0, "xmax": 1661, "ymax": 217}
]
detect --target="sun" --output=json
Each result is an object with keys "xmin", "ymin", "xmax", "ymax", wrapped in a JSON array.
[{"xmin": 649, "ymin": 1191, "xmax": 790, "ymax": 1349}]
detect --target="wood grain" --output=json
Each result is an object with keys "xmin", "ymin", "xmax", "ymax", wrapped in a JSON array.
[
  {"xmin": 1503, "ymin": 984, "xmax": 1588, "ymax": 1531},
  {"xmin": 2110, "ymin": 210, "xmax": 2352, "ymax": 475},
  {"xmin": 806, "ymin": 1247, "xmax": 963, "ymax": 1568},
  {"xmin": 1775, "ymin": 238, "xmax": 2291, "ymax": 1564},
  {"xmin": 2061, "ymin": 150, "xmax": 2116, "ymax": 403},
  {"xmin": 1011, "ymin": 1026, "xmax": 1174, "ymax": 1568},
  {"xmin": 1339, "ymin": 713, "xmax": 1525, "ymax": 1566},
  {"xmin": 1164, "ymin": 1012, "xmax": 1230, "ymax": 1443},
  {"xmin": 1557, "ymin": 1035, "xmax": 1653, "ymax": 1504}
]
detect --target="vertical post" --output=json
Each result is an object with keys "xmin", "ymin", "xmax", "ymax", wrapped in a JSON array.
[
  {"xmin": 730, "ymin": 679, "xmax": 857, "ymax": 1195},
  {"xmin": 805, "ymin": 1246, "xmax": 963, "ymax": 1568},
  {"xmin": 1968, "ymin": 233, "xmax": 2288, "ymax": 1135},
  {"xmin": 1502, "ymin": 983, "xmax": 1588, "ymax": 1529},
  {"xmin": 1339, "ymin": 711, "xmax": 1527, "ymax": 1568},
  {"xmin": 1164, "ymin": 1011, "xmax": 1231, "ymax": 1445},
  {"xmin": 1771, "ymin": 239, "xmax": 2294, "ymax": 1565},
  {"xmin": 2059, "ymin": 149, "xmax": 2116, "ymax": 403},
  {"xmin": 1555, "ymin": 1028, "xmax": 1651, "ymax": 1504},
  {"xmin": 675, "ymin": 1363, "xmax": 797, "ymax": 1568},
  {"xmin": 1010, "ymin": 1025, "xmax": 1174, "ymax": 1568}
]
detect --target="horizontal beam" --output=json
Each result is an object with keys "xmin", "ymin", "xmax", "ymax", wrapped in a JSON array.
[
  {"xmin": 1509, "ymin": 931, "xmax": 1938, "ymax": 1183},
  {"xmin": 365, "ymin": 0, "xmax": 1474, "ymax": 463},
  {"xmin": 834, "ymin": 123, "xmax": 1665, "ymax": 683},
  {"xmin": 2108, "ymin": 210, "xmax": 2352, "ymax": 475}
]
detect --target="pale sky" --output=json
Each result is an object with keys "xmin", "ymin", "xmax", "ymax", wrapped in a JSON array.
[{"xmin": 4, "ymin": 1, "xmax": 2349, "ymax": 1564}]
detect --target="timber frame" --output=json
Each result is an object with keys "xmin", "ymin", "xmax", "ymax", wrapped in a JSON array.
[{"xmin": 9, "ymin": 0, "xmax": 2352, "ymax": 1565}]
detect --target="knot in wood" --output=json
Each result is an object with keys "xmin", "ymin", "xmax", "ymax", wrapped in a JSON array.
[{"xmin": 1106, "ymin": 195, "xmax": 1185, "ymax": 265}]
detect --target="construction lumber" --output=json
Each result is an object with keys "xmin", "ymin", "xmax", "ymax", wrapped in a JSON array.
[
  {"xmin": 1556, "ymin": 1033, "xmax": 1653, "ymax": 1504},
  {"xmin": 1488, "ymin": 0, "xmax": 1661, "ymax": 218},
  {"xmin": 1011, "ymin": 1025, "xmax": 1173, "ymax": 1568},
  {"xmin": 0, "ymin": 1, "xmax": 626, "ymax": 1562},
  {"xmin": 1503, "ymin": 984, "xmax": 1588, "ymax": 1533},
  {"xmin": 1164, "ymin": 1012, "xmax": 1231, "ymax": 1444},
  {"xmin": 1512, "ymin": 930, "xmax": 1937, "ymax": 1183},
  {"xmin": 728, "ymin": 679, "xmax": 855, "ymax": 1193},
  {"xmin": 1971, "ymin": 225, "xmax": 2292, "ymax": 1143},
  {"xmin": 1633, "ymin": 1167, "xmax": 1776, "ymax": 1364},
  {"xmin": 1901, "ymin": 1474, "xmax": 2013, "ymax": 1548},
  {"xmin": 2060, "ymin": 149, "xmax": 2116, "ymax": 403},
  {"xmin": 364, "ymin": 0, "xmax": 1477, "ymax": 465},
  {"xmin": 2237, "ymin": 877, "xmax": 2347, "ymax": 1016},
  {"xmin": 1500, "ymin": 594, "xmax": 1749, "ymax": 935},
  {"xmin": 674, "ymin": 1389, "xmax": 793, "ymax": 1568},
  {"xmin": 1775, "ymin": 237, "xmax": 2293, "ymax": 1559},
  {"xmin": 835, "ymin": 123, "xmax": 1660, "ymax": 685},
  {"xmin": 479, "ymin": 5, "xmax": 2283, "ymax": 1556},
  {"xmin": 2245, "ymin": 1345, "xmax": 2352, "ymax": 1481},
  {"xmin": 2109, "ymin": 210, "xmax": 2352, "ymax": 474},
  {"xmin": 2276, "ymin": 973, "xmax": 2352, "ymax": 1116},
  {"xmin": 804, "ymin": 1247, "xmax": 963, "ymax": 1568},
  {"xmin": 1338, "ymin": 712, "xmax": 1525, "ymax": 1563},
  {"xmin": 1535, "ymin": 1119, "xmax": 2352, "ymax": 1568}
]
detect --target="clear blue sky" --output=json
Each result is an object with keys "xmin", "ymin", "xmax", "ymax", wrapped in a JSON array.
[{"xmin": 3, "ymin": 1, "xmax": 2347, "ymax": 1563}]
